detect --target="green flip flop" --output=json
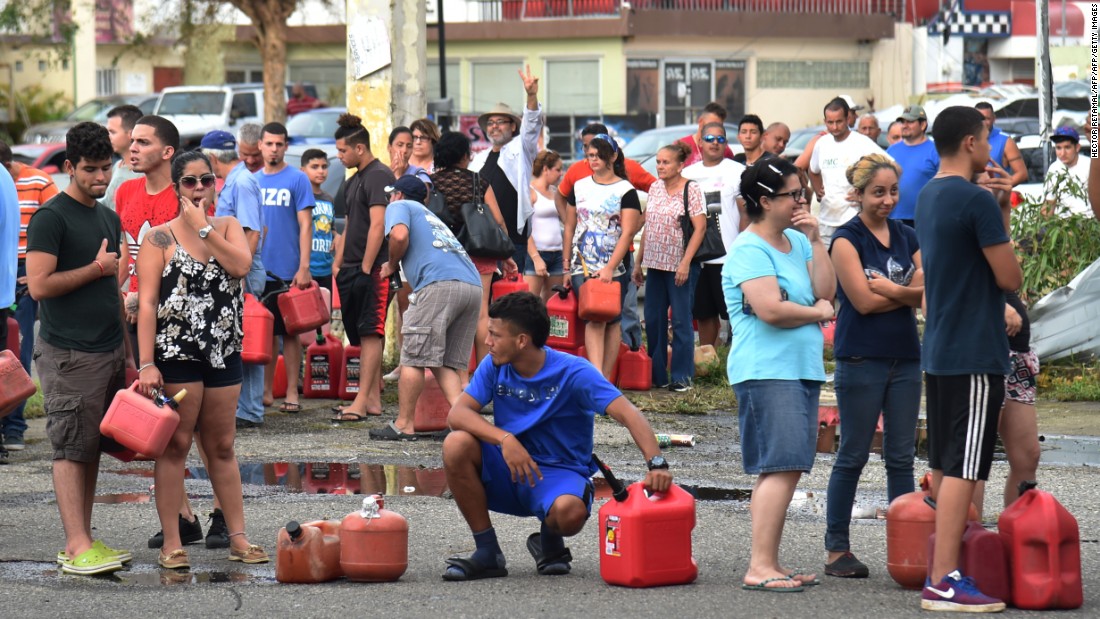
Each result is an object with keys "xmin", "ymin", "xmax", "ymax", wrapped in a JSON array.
[{"xmin": 742, "ymin": 576, "xmax": 805, "ymax": 593}]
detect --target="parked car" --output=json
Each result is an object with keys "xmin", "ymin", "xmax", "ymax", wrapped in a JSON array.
[
  {"xmin": 286, "ymin": 107, "xmax": 346, "ymax": 145},
  {"xmin": 781, "ymin": 125, "xmax": 825, "ymax": 163},
  {"xmin": 622, "ymin": 123, "xmax": 741, "ymax": 163},
  {"xmin": 21, "ymin": 93, "xmax": 158, "ymax": 144}
]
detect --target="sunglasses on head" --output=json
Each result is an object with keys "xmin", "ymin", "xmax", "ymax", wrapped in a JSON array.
[
  {"xmin": 702, "ymin": 134, "xmax": 728, "ymax": 144},
  {"xmin": 180, "ymin": 174, "xmax": 216, "ymax": 189}
]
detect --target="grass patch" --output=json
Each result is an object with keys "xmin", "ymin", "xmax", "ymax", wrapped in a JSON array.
[
  {"xmin": 1037, "ymin": 360, "xmax": 1100, "ymax": 402},
  {"xmin": 23, "ymin": 380, "xmax": 43, "ymax": 419},
  {"xmin": 628, "ymin": 382, "xmax": 735, "ymax": 415}
]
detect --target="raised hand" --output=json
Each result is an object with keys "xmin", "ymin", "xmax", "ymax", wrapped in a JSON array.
[
  {"xmin": 518, "ymin": 64, "xmax": 539, "ymax": 97},
  {"xmin": 95, "ymin": 238, "xmax": 120, "ymax": 277}
]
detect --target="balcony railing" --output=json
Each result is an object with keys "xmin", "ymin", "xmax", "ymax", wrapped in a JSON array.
[{"xmin": 473, "ymin": 0, "xmax": 902, "ymax": 20}]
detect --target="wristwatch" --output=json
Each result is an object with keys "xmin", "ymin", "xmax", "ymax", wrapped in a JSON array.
[
  {"xmin": 198, "ymin": 224, "xmax": 214, "ymax": 239},
  {"xmin": 646, "ymin": 455, "xmax": 669, "ymax": 471}
]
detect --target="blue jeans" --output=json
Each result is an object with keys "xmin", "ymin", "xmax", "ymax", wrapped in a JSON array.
[
  {"xmin": 825, "ymin": 356, "xmax": 922, "ymax": 552},
  {"xmin": 621, "ymin": 279, "xmax": 642, "ymax": 349},
  {"xmin": 2, "ymin": 263, "xmax": 33, "ymax": 440},
  {"xmin": 511, "ymin": 241, "xmax": 528, "ymax": 274},
  {"xmin": 734, "ymin": 379, "xmax": 820, "ymax": 474},
  {"xmin": 643, "ymin": 265, "xmax": 700, "ymax": 385},
  {"xmin": 237, "ymin": 256, "xmax": 267, "ymax": 423}
]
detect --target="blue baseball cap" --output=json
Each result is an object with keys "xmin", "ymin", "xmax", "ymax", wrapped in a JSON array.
[
  {"xmin": 385, "ymin": 175, "xmax": 427, "ymax": 204},
  {"xmin": 200, "ymin": 130, "xmax": 237, "ymax": 150},
  {"xmin": 1051, "ymin": 126, "xmax": 1080, "ymax": 144}
]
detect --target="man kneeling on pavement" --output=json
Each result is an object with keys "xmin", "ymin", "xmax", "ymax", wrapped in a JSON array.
[{"xmin": 441, "ymin": 291, "xmax": 672, "ymax": 580}]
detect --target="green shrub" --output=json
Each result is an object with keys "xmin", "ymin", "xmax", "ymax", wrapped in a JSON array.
[{"xmin": 1011, "ymin": 181, "xmax": 1100, "ymax": 303}]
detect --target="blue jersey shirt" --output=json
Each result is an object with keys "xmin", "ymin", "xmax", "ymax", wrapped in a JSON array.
[
  {"xmin": 887, "ymin": 139, "xmax": 939, "ymax": 221},
  {"xmin": 309, "ymin": 191, "xmax": 335, "ymax": 277},
  {"xmin": 256, "ymin": 165, "xmax": 314, "ymax": 281},
  {"xmin": 465, "ymin": 347, "xmax": 623, "ymax": 476}
]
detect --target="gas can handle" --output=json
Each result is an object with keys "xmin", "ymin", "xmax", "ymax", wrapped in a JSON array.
[
  {"xmin": 360, "ymin": 494, "xmax": 384, "ymax": 519},
  {"xmin": 1017, "ymin": 480, "xmax": 1038, "ymax": 495}
]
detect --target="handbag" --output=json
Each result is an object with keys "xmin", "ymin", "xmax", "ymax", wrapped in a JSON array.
[
  {"xmin": 459, "ymin": 173, "xmax": 515, "ymax": 259},
  {"xmin": 679, "ymin": 180, "xmax": 726, "ymax": 263}
]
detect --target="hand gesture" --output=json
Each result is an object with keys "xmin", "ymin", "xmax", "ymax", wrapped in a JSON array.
[
  {"xmin": 389, "ymin": 146, "xmax": 408, "ymax": 176},
  {"xmin": 978, "ymin": 160, "xmax": 1014, "ymax": 195},
  {"xmin": 501, "ymin": 435, "xmax": 542, "ymax": 487},
  {"xmin": 519, "ymin": 64, "xmax": 539, "ymax": 97},
  {"xmin": 180, "ymin": 196, "xmax": 209, "ymax": 232},
  {"xmin": 643, "ymin": 469, "xmax": 673, "ymax": 493},
  {"xmin": 790, "ymin": 207, "xmax": 820, "ymax": 243},
  {"xmin": 95, "ymin": 239, "xmax": 120, "ymax": 277}
]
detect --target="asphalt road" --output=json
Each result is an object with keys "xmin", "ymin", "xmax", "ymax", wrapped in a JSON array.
[{"xmin": 0, "ymin": 398, "xmax": 1096, "ymax": 618}]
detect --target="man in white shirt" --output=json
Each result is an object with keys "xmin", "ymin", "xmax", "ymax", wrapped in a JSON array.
[
  {"xmin": 1044, "ymin": 126, "xmax": 1090, "ymax": 217},
  {"xmin": 809, "ymin": 97, "xmax": 888, "ymax": 245},
  {"xmin": 682, "ymin": 122, "xmax": 746, "ymax": 349}
]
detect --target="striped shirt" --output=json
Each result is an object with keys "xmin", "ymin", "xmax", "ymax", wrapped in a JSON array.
[{"xmin": 16, "ymin": 165, "xmax": 59, "ymax": 260}]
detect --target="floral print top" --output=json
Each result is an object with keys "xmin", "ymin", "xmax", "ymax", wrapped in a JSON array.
[{"xmin": 155, "ymin": 228, "xmax": 243, "ymax": 368}]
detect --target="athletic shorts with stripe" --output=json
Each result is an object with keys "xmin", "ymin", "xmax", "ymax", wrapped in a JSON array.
[{"xmin": 925, "ymin": 373, "xmax": 1005, "ymax": 481}]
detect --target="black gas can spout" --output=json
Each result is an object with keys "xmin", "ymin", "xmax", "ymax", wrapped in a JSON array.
[
  {"xmin": 1017, "ymin": 480, "xmax": 1039, "ymax": 495},
  {"xmin": 592, "ymin": 454, "xmax": 629, "ymax": 502}
]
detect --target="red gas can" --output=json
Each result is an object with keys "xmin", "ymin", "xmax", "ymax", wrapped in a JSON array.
[
  {"xmin": 598, "ymin": 481, "xmax": 698, "ymax": 587},
  {"xmin": 546, "ymin": 286, "xmax": 585, "ymax": 352},
  {"xmin": 617, "ymin": 347, "xmax": 652, "ymax": 391},
  {"xmin": 998, "ymin": 482, "xmax": 1082, "ymax": 610},
  {"xmin": 278, "ymin": 281, "xmax": 330, "ymax": 336},
  {"xmin": 100, "ymin": 383, "xmax": 184, "ymax": 458},
  {"xmin": 413, "ymin": 369, "xmax": 450, "ymax": 432},
  {"xmin": 578, "ymin": 279, "xmax": 621, "ymax": 323},
  {"xmin": 886, "ymin": 473, "xmax": 980, "ymax": 589},
  {"xmin": 491, "ymin": 273, "xmax": 529, "ymax": 300},
  {"xmin": 273, "ymin": 355, "xmax": 288, "ymax": 399},
  {"xmin": 339, "ymin": 495, "xmax": 408, "ymax": 582},
  {"xmin": 304, "ymin": 332, "xmax": 344, "ymax": 399},
  {"xmin": 5, "ymin": 315, "xmax": 18, "ymax": 354},
  {"xmin": 0, "ymin": 349, "xmax": 36, "ymax": 418},
  {"xmin": 927, "ymin": 520, "xmax": 1011, "ymax": 603},
  {"xmin": 298, "ymin": 287, "xmax": 333, "ymax": 346},
  {"xmin": 338, "ymin": 344, "xmax": 361, "ymax": 401},
  {"xmin": 276, "ymin": 519, "xmax": 344, "ymax": 584},
  {"xmin": 242, "ymin": 293, "xmax": 274, "ymax": 365}
]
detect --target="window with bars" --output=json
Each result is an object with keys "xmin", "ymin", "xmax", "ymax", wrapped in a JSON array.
[
  {"xmin": 96, "ymin": 68, "xmax": 119, "ymax": 96},
  {"xmin": 756, "ymin": 60, "xmax": 869, "ymax": 89}
]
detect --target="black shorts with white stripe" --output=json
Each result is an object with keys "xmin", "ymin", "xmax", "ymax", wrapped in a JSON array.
[{"xmin": 925, "ymin": 373, "xmax": 1005, "ymax": 482}]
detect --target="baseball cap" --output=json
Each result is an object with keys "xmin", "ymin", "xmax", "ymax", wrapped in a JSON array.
[
  {"xmin": 838, "ymin": 94, "xmax": 865, "ymax": 112},
  {"xmin": 897, "ymin": 105, "xmax": 927, "ymax": 122},
  {"xmin": 200, "ymin": 130, "xmax": 237, "ymax": 150},
  {"xmin": 385, "ymin": 175, "xmax": 428, "ymax": 204},
  {"xmin": 1051, "ymin": 126, "xmax": 1081, "ymax": 144}
]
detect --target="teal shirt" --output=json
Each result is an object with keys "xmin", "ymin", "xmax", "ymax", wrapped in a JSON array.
[{"xmin": 721, "ymin": 229, "xmax": 825, "ymax": 385}]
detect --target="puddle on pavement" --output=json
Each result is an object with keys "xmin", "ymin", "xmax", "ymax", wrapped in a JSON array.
[
  {"xmin": 0, "ymin": 562, "xmax": 273, "ymax": 587},
  {"xmin": 1037, "ymin": 434, "xmax": 1100, "ymax": 467}
]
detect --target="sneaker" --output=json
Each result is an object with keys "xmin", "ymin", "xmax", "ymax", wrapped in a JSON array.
[
  {"xmin": 60, "ymin": 545, "xmax": 124, "ymax": 576},
  {"xmin": 2, "ymin": 436, "xmax": 24, "ymax": 451},
  {"xmin": 236, "ymin": 417, "xmax": 263, "ymax": 429},
  {"xmin": 148, "ymin": 513, "xmax": 204, "ymax": 549},
  {"xmin": 0, "ymin": 445, "xmax": 8, "ymax": 464},
  {"xmin": 668, "ymin": 382, "xmax": 692, "ymax": 393},
  {"xmin": 825, "ymin": 551, "xmax": 869, "ymax": 578},
  {"xmin": 921, "ymin": 570, "xmax": 1006, "ymax": 612},
  {"xmin": 205, "ymin": 508, "xmax": 229, "ymax": 549}
]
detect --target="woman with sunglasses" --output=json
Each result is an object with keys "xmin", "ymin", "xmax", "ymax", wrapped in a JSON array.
[
  {"xmin": 562, "ymin": 134, "xmax": 641, "ymax": 378},
  {"xmin": 408, "ymin": 118, "xmax": 440, "ymax": 175},
  {"xmin": 722, "ymin": 158, "xmax": 835, "ymax": 592},
  {"xmin": 823, "ymin": 154, "xmax": 922, "ymax": 579},
  {"xmin": 136, "ymin": 151, "xmax": 268, "ymax": 569},
  {"xmin": 632, "ymin": 142, "xmax": 706, "ymax": 391}
]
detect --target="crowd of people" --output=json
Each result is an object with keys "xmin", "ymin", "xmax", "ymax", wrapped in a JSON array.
[{"xmin": 0, "ymin": 66, "xmax": 1079, "ymax": 613}]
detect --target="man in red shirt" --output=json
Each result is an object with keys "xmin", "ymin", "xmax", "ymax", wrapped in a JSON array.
[
  {"xmin": 677, "ymin": 102, "xmax": 737, "ymax": 167},
  {"xmin": 556, "ymin": 123, "xmax": 655, "ymax": 350},
  {"xmin": 286, "ymin": 83, "xmax": 324, "ymax": 116}
]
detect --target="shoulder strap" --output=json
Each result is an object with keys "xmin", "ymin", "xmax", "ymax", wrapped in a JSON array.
[{"xmin": 682, "ymin": 180, "xmax": 694, "ymax": 218}]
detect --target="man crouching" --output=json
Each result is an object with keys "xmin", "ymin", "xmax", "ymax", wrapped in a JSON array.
[{"xmin": 441, "ymin": 292, "xmax": 672, "ymax": 580}]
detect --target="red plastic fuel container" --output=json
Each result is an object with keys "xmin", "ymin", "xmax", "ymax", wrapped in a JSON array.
[
  {"xmin": 546, "ymin": 286, "xmax": 585, "ymax": 353},
  {"xmin": 304, "ymin": 332, "xmax": 344, "ymax": 399},
  {"xmin": 578, "ymin": 279, "xmax": 621, "ymax": 323},
  {"xmin": 338, "ymin": 344, "xmax": 361, "ymax": 401},
  {"xmin": 277, "ymin": 281, "xmax": 330, "ymax": 336},
  {"xmin": 241, "ymin": 293, "xmax": 274, "ymax": 365},
  {"xmin": 273, "ymin": 355, "xmax": 288, "ymax": 399},
  {"xmin": 617, "ymin": 347, "xmax": 652, "ymax": 391},
  {"xmin": 927, "ymin": 520, "xmax": 1010, "ymax": 602},
  {"xmin": 413, "ymin": 369, "xmax": 450, "ymax": 432},
  {"xmin": 339, "ymin": 495, "xmax": 408, "ymax": 582},
  {"xmin": 998, "ymin": 481, "xmax": 1082, "ymax": 610},
  {"xmin": 298, "ymin": 286, "xmax": 332, "ymax": 346},
  {"xmin": 886, "ymin": 472, "xmax": 979, "ymax": 589},
  {"xmin": 100, "ymin": 383, "xmax": 185, "ymax": 459},
  {"xmin": 599, "ymin": 480, "xmax": 697, "ymax": 587},
  {"xmin": 491, "ymin": 273, "xmax": 529, "ymax": 300},
  {"xmin": 0, "ymin": 349, "xmax": 36, "ymax": 418},
  {"xmin": 276, "ymin": 519, "xmax": 344, "ymax": 584},
  {"xmin": 5, "ymin": 315, "xmax": 18, "ymax": 354}
]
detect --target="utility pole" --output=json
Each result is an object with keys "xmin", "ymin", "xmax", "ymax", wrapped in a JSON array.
[{"xmin": 1037, "ymin": 0, "xmax": 1053, "ymax": 170}]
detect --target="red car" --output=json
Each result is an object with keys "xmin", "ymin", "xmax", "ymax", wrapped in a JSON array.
[{"xmin": 10, "ymin": 143, "xmax": 67, "ymax": 173}]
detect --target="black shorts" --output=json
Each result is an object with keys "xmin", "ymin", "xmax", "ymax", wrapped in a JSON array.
[
  {"xmin": 261, "ymin": 279, "xmax": 292, "ymax": 336},
  {"xmin": 158, "ymin": 353, "xmax": 243, "ymax": 388},
  {"xmin": 693, "ymin": 262, "xmax": 728, "ymax": 321},
  {"xmin": 336, "ymin": 266, "xmax": 389, "ymax": 345},
  {"xmin": 926, "ymin": 373, "xmax": 1004, "ymax": 481}
]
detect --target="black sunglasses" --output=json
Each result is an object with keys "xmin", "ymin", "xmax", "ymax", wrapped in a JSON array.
[
  {"xmin": 180, "ymin": 174, "xmax": 216, "ymax": 189},
  {"xmin": 772, "ymin": 188, "xmax": 807, "ymax": 202}
]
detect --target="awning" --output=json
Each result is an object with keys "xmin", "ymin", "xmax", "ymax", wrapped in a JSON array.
[{"xmin": 1011, "ymin": 0, "xmax": 1086, "ymax": 37}]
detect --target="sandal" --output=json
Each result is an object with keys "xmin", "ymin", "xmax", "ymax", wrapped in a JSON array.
[
  {"xmin": 228, "ymin": 544, "xmax": 270, "ymax": 564},
  {"xmin": 526, "ymin": 532, "xmax": 572, "ymax": 575},
  {"xmin": 60, "ymin": 545, "xmax": 125, "ymax": 576},
  {"xmin": 279, "ymin": 401, "xmax": 302, "ymax": 414},
  {"xmin": 331, "ymin": 411, "xmax": 369, "ymax": 423},
  {"xmin": 441, "ymin": 552, "xmax": 508, "ymax": 581},
  {"xmin": 158, "ymin": 548, "xmax": 190, "ymax": 570},
  {"xmin": 369, "ymin": 421, "xmax": 418, "ymax": 441},
  {"xmin": 787, "ymin": 570, "xmax": 821, "ymax": 586},
  {"xmin": 741, "ymin": 576, "xmax": 805, "ymax": 593},
  {"xmin": 58, "ymin": 540, "xmax": 132, "ymax": 565}
]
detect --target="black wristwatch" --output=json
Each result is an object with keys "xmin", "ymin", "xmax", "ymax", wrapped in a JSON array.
[{"xmin": 646, "ymin": 455, "xmax": 669, "ymax": 470}]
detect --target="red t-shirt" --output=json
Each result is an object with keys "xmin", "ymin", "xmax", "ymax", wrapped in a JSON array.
[
  {"xmin": 116, "ymin": 177, "xmax": 179, "ymax": 291},
  {"xmin": 558, "ymin": 157, "xmax": 656, "ymax": 198}
]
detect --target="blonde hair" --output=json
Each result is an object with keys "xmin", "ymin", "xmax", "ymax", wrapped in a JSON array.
[{"xmin": 845, "ymin": 153, "xmax": 901, "ymax": 193}]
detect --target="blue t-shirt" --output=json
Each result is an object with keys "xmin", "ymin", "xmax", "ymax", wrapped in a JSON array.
[
  {"xmin": 722, "ymin": 229, "xmax": 825, "ymax": 385},
  {"xmin": 988, "ymin": 127, "xmax": 1008, "ymax": 170},
  {"xmin": 383, "ymin": 199, "xmax": 480, "ymax": 292},
  {"xmin": 831, "ymin": 217, "xmax": 920, "ymax": 360},
  {"xmin": 887, "ymin": 139, "xmax": 939, "ymax": 221},
  {"xmin": 256, "ymin": 165, "xmax": 315, "ymax": 280},
  {"xmin": 309, "ymin": 191, "xmax": 335, "ymax": 277},
  {"xmin": 915, "ymin": 176, "xmax": 1010, "ymax": 375},
  {"xmin": 465, "ymin": 347, "xmax": 623, "ymax": 476},
  {"xmin": 0, "ymin": 170, "xmax": 18, "ymax": 308},
  {"xmin": 216, "ymin": 161, "xmax": 264, "ymax": 252}
]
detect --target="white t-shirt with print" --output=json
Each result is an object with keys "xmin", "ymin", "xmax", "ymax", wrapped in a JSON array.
[
  {"xmin": 809, "ymin": 131, "xmax": 887, "ymax": 227},
  {"xmin": 570, "ymin": 176, "xmax": 640, "ymax": 276},
  {"xmin": 683, "ymin": 158, "xmax": 745, "ymax": 264},
  {"xmin": 1044, "ymin": 156, "xmax": 1090, "ymax": 217}
]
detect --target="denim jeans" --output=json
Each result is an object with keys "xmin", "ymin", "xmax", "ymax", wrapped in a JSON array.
[
  {"xmin": 620, "ymin": 279, "xmax": 643, "ymax": 349},
  {"xmin": 825, "ymin": 356, "xmax": 922, "ymax": 552},
  {"xmin": 2, "ymin": 262, "xmax": 34, "ymax": 440},
  {"xmin": 734, "ymin": 379, "xmax": 820, "ymax": 474},
  {"xmin": 236, "ymin": 256, "xmax": 267, "ymax": 423},
  {"xmin": 643, "ymin": 265, "xmax": 700, "ymax": 385}
]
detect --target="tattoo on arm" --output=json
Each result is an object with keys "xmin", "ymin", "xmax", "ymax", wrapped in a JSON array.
[{"xmin": 148, "ymin": 230, "xmax": 171, "ymax": 249}]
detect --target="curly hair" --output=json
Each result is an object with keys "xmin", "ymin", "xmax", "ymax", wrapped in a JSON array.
[
  {"xmin": 434, "ymin": 132, "xmax": 471, "ymax": 170},
  {"xmin": 335, "ymin": 113, "xmax": 370, "ymax": 148},
  {"xmin": 65, "ymin": 122, "xmax": 114, "ymax": 167},
  {"xmin": 488, "ymin": 291, "xmax": 550, "ymax": 348}
]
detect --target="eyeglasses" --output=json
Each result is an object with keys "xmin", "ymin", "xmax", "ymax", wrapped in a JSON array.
[
  {"xmin": 412, "ymin": 134, "xmax": 433, "ymax": 142},
  {"xmin": 179, "ymin": 174, "xmax": 216, "ymax": 189},
  {"xmin": 485, "ymin": 119, "xmax": 513, "ymax": 128},
  {"xmin": 772, "ymin": 188, "xmax": 807, "ymax": 202},
  {"xmin": 702, "ymin": 135, "xmax": 728, "ymax": 144}
]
